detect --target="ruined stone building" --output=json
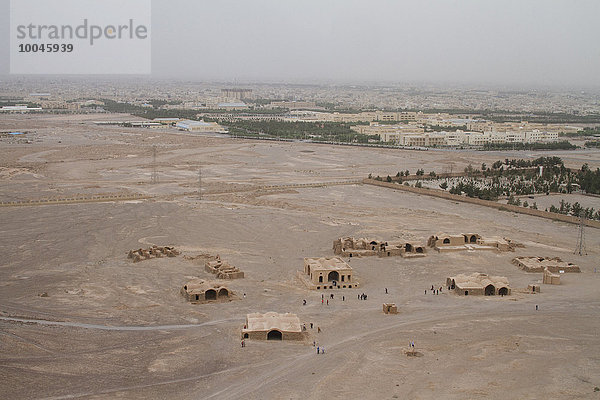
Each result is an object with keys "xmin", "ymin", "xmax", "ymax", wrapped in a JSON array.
[
  {"xmin": 128, "ymin": 245, "xmax": 179, "ymax": 262},
  {"xmin": 299, "ymin": 257, "xmax": 359, "ymax": 290},
  {"xmin": 428, "ymin": 233, "xmax": 516, "ymax": 252},
  {"xmin": 332, "ymin": 237, "xmax": 425, "ymax": 258},
  {"xmin": 333, "ymin": 237, "xmax": 385, "ymax": 257},
  {"xmin": 527, "ymin": 284, "xmax": 541, "ymax": 293},
  {"xmin": 383, "ymin": 303, "xmax": 398, "ymax": 314},
  {"xmin": 403, "ymin": 241, "xmax": 427, "ymax": 258},
  {"xmin": 513, "ymin": 256, "xmax": 580, "ymax": 273},
  {"xmin": 241, "ymin": 312, "xmax": 303, "ymax": 340},
  {"xmin": 543, "ymin": 268, "xmax": 561, "ymax": 285},
  {"xmin": 180, "ymin": 278, "xmax": 232, "ymax": 303},
  {"xmin": 446, "ymin": 273, "xmax": 511, "ymax": 296},
  {"xmin": 205, "ymin": 258, "xmax": 244, "ymax": 279}
]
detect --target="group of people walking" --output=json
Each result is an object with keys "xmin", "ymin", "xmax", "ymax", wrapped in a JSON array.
[{"xmin": 425, "ymin": 285, "xmax": 443, "ymax": 295}]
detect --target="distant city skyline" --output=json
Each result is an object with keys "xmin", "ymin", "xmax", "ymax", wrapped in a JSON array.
[{"xmin": 1, "ymin": 0, "xmax": 600, "ymax": 88}]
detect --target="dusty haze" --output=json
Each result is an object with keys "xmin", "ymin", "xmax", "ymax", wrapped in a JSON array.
[{"xmin": 1, "ymin": 0, "xmax": 600, "ymax": 88}]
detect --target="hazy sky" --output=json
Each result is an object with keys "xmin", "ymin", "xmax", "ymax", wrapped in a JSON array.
[{"xmin": 2, "ymin": 0, "xmax": 600, "ymax": 87}]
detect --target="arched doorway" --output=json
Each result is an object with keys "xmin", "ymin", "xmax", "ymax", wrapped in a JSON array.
[
  {"xmin": 443, "ymin": 238, "xmax": 450, "ymax": 244},
  {"xmin": 328, "ymin": 271, "xmax": 339, "ymax": 282},
  {"xmin": 205, "ymin": 289, "xmax": 217, "ymax": 300},
  {"xmin": 470, "ymin": 235, "xmax": 477, "ymax": 243},
  {"xmin": 498, "ymin": 287, "xmax": 508, "ymax": 296},
  {"xmin": 405, "ymin": 243, "xmax": 413, "ymax": 252},
  {"xmin": 218, "ymin": 288, "xmax": 229, "ymax": 298},
  {"xmin": 415, "ymin": 247, "xmax": 424, "ymax": 253},
  {"xmin": 267, "ymin": 330, "xmax": 282, "ymax": 340},
  {"xmin": 485, "ymin": 284, "xmax": 495, "ymax": 296}
]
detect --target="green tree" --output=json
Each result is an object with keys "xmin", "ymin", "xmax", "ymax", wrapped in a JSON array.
[{"xmin": 571, "ymin": 202, "xmax": 583, "ymax": 217}]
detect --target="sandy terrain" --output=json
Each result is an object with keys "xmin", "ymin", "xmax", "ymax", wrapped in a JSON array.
[{"xmin": 1, "ymin": 114, "xmax": 599, "ymax": 399}]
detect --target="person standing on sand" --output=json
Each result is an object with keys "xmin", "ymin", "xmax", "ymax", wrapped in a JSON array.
[{"xmin": 317, "ymin": 346, "xmax": 320, "ymax": 354}]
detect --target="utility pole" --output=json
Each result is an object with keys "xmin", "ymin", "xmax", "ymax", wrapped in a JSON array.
[
  {"xmin": 151, "ymin": 146, "xmax": 158, "ymax": 184},
  {"xmin": 574, "ymin": 212, "xmax": 587, "ymax": 256}
]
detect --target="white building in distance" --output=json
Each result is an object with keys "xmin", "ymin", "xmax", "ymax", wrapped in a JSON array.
[{"xmin": 175, "ymin": 120, "xmax": 227, "ymax": 133}]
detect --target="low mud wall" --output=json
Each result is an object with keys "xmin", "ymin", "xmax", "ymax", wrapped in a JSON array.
[{"xmin": 364, "ymin": 178, "xmax": 600, "ymax": 229}]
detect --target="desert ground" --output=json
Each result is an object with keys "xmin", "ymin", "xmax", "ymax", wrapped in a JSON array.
[{"xmin": 1, "ymin": 114, "xmax": 600, "ymax": 399}]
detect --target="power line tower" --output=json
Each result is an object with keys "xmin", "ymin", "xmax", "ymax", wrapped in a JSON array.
[
  {"xmin": 151, "ymin": 146, "xmax": 159, "ymax": 184},
  {"xmin": 574, "ymin": 212, "xmax": 587, "ymax": 256},
  {"xmin": 198, "ymin": 167, "xmax": 202, "ymax": 200}
]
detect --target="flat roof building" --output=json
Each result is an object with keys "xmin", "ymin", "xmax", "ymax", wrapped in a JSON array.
[
  {"xmin": 299, "ymin": 257, "xmax": 358, "ymax": 290},
  {"xmin": 180, "ymin": 278, "xmax": 232, "ymax": 303},
  {"xmin": 513, "ymin": 257, "xmax": 580, "ymax": 273},
  {"xmin": 242, "ymin": 312, "xmax": 303, "ymax": 340},
  {"xmin": 175, "ymin": 119, "xmax": 227, "ymax": 133},
  {"xmin": 217, "ymin": 102, "xmax": 249, "ymax": 110},
  {"xmin": 447, "ymin": 273, "xmax": 511, "ymax": 296},
  {"xmin": 221, "ymin": 88, "xmax": 253, "ymax": 100},
  {"xmin": 428, "ymin": 233, "xmax": 516, "ymax": 252}
]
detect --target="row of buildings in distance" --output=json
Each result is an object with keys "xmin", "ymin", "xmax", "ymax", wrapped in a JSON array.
[{"xmin": 349, "ymin": 118, "xmax": 582, "ymax": 146}]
